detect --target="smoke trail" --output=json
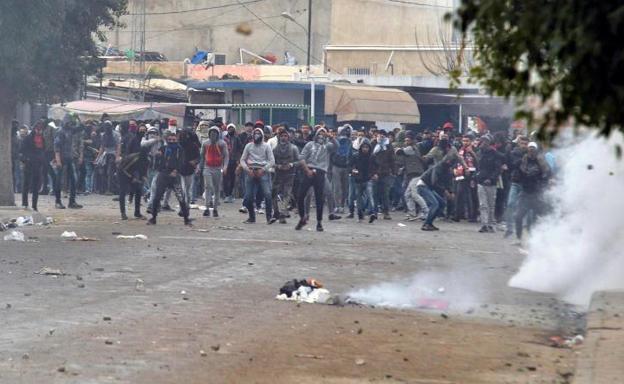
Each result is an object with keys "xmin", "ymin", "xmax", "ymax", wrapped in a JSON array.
[
  {"xmin": 509, "ymin": 130, "xmax": 624, "ymax": 307},
  {"xmin": 348, "ymin": 270, "xmax": 486, "ymax": 312}
]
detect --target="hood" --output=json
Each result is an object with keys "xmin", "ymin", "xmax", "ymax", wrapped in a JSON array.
[
  {"xmin": 207, "ymin": 126, "xmax": 221, "ymax": 141},
  {"xmin": 252, "ymin": 127, "xmax": 265, "ymax": 141},
  {"xmin": 337, "ymin": 124, "xmax": 352, "ymax": 137},
  {"xmin": 358, "ymin": 138, "xmax": 372, "ymax": 154},
  {"xmin": 314, "ymin": 127, "xmax": 327, "ymax": 138}
]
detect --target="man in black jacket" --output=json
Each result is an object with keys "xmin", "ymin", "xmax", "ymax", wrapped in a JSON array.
[
  {"xmin": 351, "ymin": 139, "xmax": 378, "ymax": 223},
  {"xmin": 118, "ymin": 120, "xmax": 147, "ymax": 220},
  {"xmin": 20, "ymin": 120, "xmax": 47, "ymax": 211},
  {"xmin": 147, "ymin": 130, "xmax": 192, "ymax": 226},
  {"xmin": 417, "ymin": 155, "xmax": 455, "ymax": 231},
  {"xmin": 504, "ymin": 136, "xmax": 529, "ymax": 237},
  {"xmin": 515, "ymin": 142, "xmax": 550, "ymax": 240},
  {"xmin": 476, "ymin": 134, "xmax": 506, "ymax": 233}
]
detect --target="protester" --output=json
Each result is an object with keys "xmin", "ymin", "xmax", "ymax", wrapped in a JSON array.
[
  {"xmin": 515, "ymin": 142, "xmax": 551, "ymax": 240},
  {"xmin": 331, "ymin": 124, "xmax": 353, "ymax": 214},
  {"xmin": 272, "ymin": 128, "xmax": 300, "ymax": 223},
  {"xmin": 200, "ymin": 125, "xmax": 229, "ymax": 218},
  {"xmin": 296, "ymin": 127, "xmax": 337, "ymax": 231},
  {"xmin": 372, "ymin": 129, "xmax": 396, "ymax": 220},
  {"xmin": 475, "ymin": 134, "xmax": 506, "ymax": 233},
  {"xmin": 147, "ymin": 130, "xmax": 192, "ymax": 226},
  {"xmin": 223, "ymin": 123, "xmax": 242, "ymax": 203},
  {"xmin": 240, "ymin": 126, "xmax": 275, "ymax": 224},
  {"xmin": 53, "ymin": 115, "xmax": 83, "ymax": 209},
  {"xmin": 350, "ymin": 138, "xmax": 378, "ymax": 222},
  {"xmin": 19, "ymin": 120, "xmax": 46, "ymax": 211},
  {"xmin": 117, "ymin": 120, "xmax": 147, "ymax": 220},
  {"xmin": 454, "ymin": 135, "xmax": 479, "ymax": 222}
]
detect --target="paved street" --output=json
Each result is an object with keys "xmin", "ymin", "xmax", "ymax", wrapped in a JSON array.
[{"xmin": 0, "ymin": 194, "xmax": 580, "ymax": 383}]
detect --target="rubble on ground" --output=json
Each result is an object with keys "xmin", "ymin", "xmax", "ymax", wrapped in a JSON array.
[{"xmin": 276, "ymin": 278, "xmax": 338, "ymax": 304}]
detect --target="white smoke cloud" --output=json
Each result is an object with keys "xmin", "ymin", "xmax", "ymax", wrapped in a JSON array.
[
  {"xmin": 509, "ymin": 130, "xmax": 624, "ymax": 307},
  {"xmin": 348, "ymin": 270, "xmax": 486, "ymax": 312}
]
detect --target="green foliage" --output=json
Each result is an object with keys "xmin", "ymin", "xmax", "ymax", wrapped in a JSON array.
[
  {"xmin": 0, "ymin": 0, "xmax": 127, "ymax": 106},
  {"xmin": 450, "ymin": 1, "xmax": 624, "ymax": 137}
]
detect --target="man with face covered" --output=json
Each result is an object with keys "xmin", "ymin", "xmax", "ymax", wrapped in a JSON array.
[
  {"xmin": 200, "ymin": 126, "xmax": 229, "ymax": 217},
  {"xmin": 295, "ymin": 127, "xmax": 337, "ymax": 231},
  {"xmin": 272, "ymin": 128, "xmax": 300, "ymax": 224},
  {"xmin": 223, "ymin": 123, "xmax": 242, "ymax": 203},
  {"xmin": 147, "ymin": 130, "xmax": 192, "ymax": 226},
  {"xmin": 476, "ymin": 134, "xmax": 507, "ymax": 233},
  {"xmin": 331, "ymin": 124, "xmax": 353, "ymax": 214},
  {"xmin": 372, "ymin": 129, "xmax": 397, "ymax": 220},
  {"xmin": 19, "ymin": 120, "xmax": 46, "ymax": 211},
  {"xmin": 117, "ymin": 120, "xmax": 147, "ymax": 220},
  {"xmin": 53, "ymin": 115, "xmax": 83, "ymax": 209},
  {"xmin": 177, "ymin": 124, "xmax": 201, "ymax": 208},
  {"xmin": 515, "ymin": 142, "xmax": 550, "ymax": 240},
  {"xmin": 240, "ymin": 127, "xmax": 275, "ymax": 224}
]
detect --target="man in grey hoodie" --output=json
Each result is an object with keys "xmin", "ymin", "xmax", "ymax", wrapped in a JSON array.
[
  {"xmin": 200, "ymin": 126, "xmax": 229, "ymax": 217},
  {"xmin": 240, "ymin": 127, "xmax": 275, "ymax": 224},
  {"xmin": 295, "ymin": 127, "xmax": 337, "ymax": 232}
]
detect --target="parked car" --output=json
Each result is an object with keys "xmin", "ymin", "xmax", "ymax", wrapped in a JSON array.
[{"xmin": 137, "ymin": 51, "xmax": 168, "ymax": 62}]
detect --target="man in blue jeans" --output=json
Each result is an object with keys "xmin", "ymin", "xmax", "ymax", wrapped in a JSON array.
[
  {"xmin": 504, "ymin": 136, "xmax": 528, "ymax": 237},
  {"xmin": 240, "ymin": 127, "xmax": 275, "ymax": 224},
  {"xmin": 417, "ymin": 157, "xmax": 454, "ymax": 231}
]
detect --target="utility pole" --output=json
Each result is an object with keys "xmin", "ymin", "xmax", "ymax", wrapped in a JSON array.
[{"xmin": 306, "ymin": 0, "xmax": 312, "ymax": 72}]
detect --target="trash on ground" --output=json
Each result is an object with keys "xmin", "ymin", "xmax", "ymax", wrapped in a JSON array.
[
  {"xmin": 276, "ymin": 278, "xmax": 334, "ymax": 304},
  {"xmin": 355, "ymin": 358, "xmax": 366, "ymax": 366},
  {"xmin": 397, "ymin": 223, "xmax": 407, "ymax": 227},
  {"xmin": 35, "ymin": 267, "xmax": 65, "ymax": 276},
  {"xmin": 61, "ymin": 231, "xmax": 78, "ymax": 239},
  {"xmin": 70, "ymin": 237, "xmax": 99, "ymax": 241},
  {"xmin": 217, "ymin": 225, "xmax": 243, "ymax": 231},
  {"xmin": 3, "ymin": 231, "xmax": 25, "ymax": 242},
  {"xmin": 295, "ymin": 353, "xmax": 324, "ymax": 359},
  {"xmin": 135, "ymin": 279, "xmax": 145, "ymax": 291},
  {"xmin": 15, "ymin": 216, "xmax": 33, "ymax": 226},
  {"xmin": 116, "ymin": 234, "xmax": 148, "ymax": 240},
  {"xmin": 193, "ymin": 229, "xmax": 210, "ymax": 233},
  {"xmin": 549, "ymin": 334, "xmax": 584, "ymax": 348}
]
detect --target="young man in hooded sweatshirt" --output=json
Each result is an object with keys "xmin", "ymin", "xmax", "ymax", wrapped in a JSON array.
[
  {"xmin": 331, "ymin": 124, "xmax": 354, "ymax": 214},
  {"xmin": 272, "ymin": 128, "xmax": 300, "ymax": 223},
  {"xmin": 295, "ymin": 127, "xmax": 337, "ymax": 232},
  {"xmin": 351, "ymin": 138, "xmax": 378, "ymax": 223},
  {"xmin": 147, "ymin": 130, "xmax": 192, "ymax": 226},
  {"xmin": 200, "ymin": 126, "xmax": 229, "ymax": 218},
  {"xmin": 240, "ymin": 127, "xmax": 275, "ymax": 224}
]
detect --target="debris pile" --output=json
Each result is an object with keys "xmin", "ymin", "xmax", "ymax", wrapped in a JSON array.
[
  {"xmin": 3, "ymin": 231, "xmax": 25, "ymax": 242},
  {"xmin": 276, "ymin": 278, "xmax": 334, "ymax": 304},
  {"xmin": 0, "ymin": 215, "xmax": 53, "ymax": 231}
]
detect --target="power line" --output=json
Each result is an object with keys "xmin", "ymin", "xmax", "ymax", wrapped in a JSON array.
[
  {"xmin": 235, "ymin": 0, "xmax": 335, "ymax": 71},
  {"xmin": 127, "ymin": 0, "xmax": 265, "ymax": 16},
  {"xmin": 386, "ymin": 0, "xmax": 453, "ymax": 8}
]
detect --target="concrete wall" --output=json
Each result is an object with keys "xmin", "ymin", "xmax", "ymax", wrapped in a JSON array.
[
  {"xmin": 326, "ymin": 0, "xmax": 460, "ymax": 76},
  {"xmin": 104, "ymin": 0, "xmax": 331, "ymax": 64}
]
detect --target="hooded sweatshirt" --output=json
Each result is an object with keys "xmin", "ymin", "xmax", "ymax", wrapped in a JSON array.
[
  {"xmin": 200, "ymin": 126, "xmax": 229, "ymax": 169},
  {"xmin": 351, "ymin": 139, "xmax": 377, "ymax": 183},
  {"xmin": 299, "ymin": 128, "xmax": 337, "ymax": 173},
  {"xmin": 240, "ymin": 128, "xmax": 275, "ymax": 171},
  {"xmin": 331, "ymin": 126, "xmax": 354, "ymax": 168},
  {"xmin": 273, "ymin": 138, "xmax": 300, "ymax": 175}
]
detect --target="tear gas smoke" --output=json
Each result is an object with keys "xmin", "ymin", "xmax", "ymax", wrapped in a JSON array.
[
  {"xmin": 348, "ymin": 270, "xmax": 486, "ymax": 312},
  {"xmin": 509, "ymin": 130, "xmax": 624, "ymax": 307}
]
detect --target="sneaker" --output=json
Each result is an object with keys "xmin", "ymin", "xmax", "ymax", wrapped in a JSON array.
[
  {"xmin": 203, "ymin": 209, "xmax": 210, "ymax": 217},
  {"xmin": 328, "ymin": 213, "xmax": 341, "ymax": 221},
  {"xmin": 295, "ymin": 218, "xmax": 307, "ymax": 230},
  {"xmin": 369, "ymin": 214, "xmax": 377, "ymax": 224},
  {"xmin": 146, "ymin": 207, "xmax": 153, "ymax": 215},
  {"xmin": 431, "ymin": 224, "xmax": 440, "ymax": 231},
  {"xmin": 279, "ymin": 217, "xmax": 287, "ymax": 224},
  {"xmin": 257, "ymin": 209, "xmax": 265, "ymax": 215},
  {"xmin": 267, "ymin": 217, "xmax": 277, "ymax": 225},
  {"xmin": 121, "ymin": 213, "xmax": 128, "ymax": 220},
  {"xmin": 479, "ymin": 225, "xmax": 489, "ymax": 233},
  {"xmin": 184, "ymin": 218, "xmax": 193, "ymax": 226},
  {"xmin": 134, "ymin": 213, "xmax": 146, "ymax": 220},
  {"xmin": 346, "ymin": 212, "xmax": 354, "ymax": 219},
  {"xmin": 487, "ymin": 225, "xmax": 496, "ymax": 233},
  {"xmin": 68, "ymin": 202, "xmax": 83, "ymax": 209},
  {"xmin": 421, "ymin": 224, "xmax": 436, "ymax": 231},
  {"xmin": 383, "ymin": 213, "xmax": 392, "ymax": 220},
  {"xmin": 147, "ymin": 218, "xmax": 156, "ymax": 225},
  {"xmin": 212, "ymin": 209, "xmax": 219, "ymax": 218},
  {"xmin": 243, "ymin": 218, "xmax": 256, "ymax": 224},
  {"xmin": 418, "ymin": 213, "xmax": 428, "ymax": 221},
  {"xmin": 239, "ymin": 206, "xmax": 248, "ymax": 214},
  {"xmin": 316, "ymin": 222, "xmax": 324, "ymax": 232}
]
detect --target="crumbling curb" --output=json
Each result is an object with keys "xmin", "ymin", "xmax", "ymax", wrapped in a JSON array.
[{"xmin": 574, "ymin": 290, "xmax": 624, "ymax": 384}]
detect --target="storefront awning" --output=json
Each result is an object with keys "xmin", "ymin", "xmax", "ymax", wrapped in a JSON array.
[
  {"xmin": 325, "ymin": 84, "xmax": 420, "ymax": 123},
  {"xmin": 48, "ymin": 100, "xmax": 185, "ymax": 122}
]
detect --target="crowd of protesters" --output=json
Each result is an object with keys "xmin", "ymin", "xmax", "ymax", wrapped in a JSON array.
[{"xmin": 10, "ymin": 114, "xmax": 554, "ymax": 240}]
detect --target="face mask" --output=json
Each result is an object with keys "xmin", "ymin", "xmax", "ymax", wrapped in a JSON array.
[
  {"xmin": 439, "ymin": 139, "xmax": 449, "ymax": 147},
  {"xmin": 316, "ymin": 135, "xmax": 326, "ymax": 144},
  {"xmin": 279, "ymin": 137, "xmax": 288, "ymax": 145},
  {"xmin": 253, "ymin": 133, "xmax": 263, "ymax": 143}
]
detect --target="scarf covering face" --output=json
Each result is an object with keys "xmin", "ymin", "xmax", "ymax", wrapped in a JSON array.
[{"xmin": 374, "ymin": 137, "xmax": 389, "ymax": 154}]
